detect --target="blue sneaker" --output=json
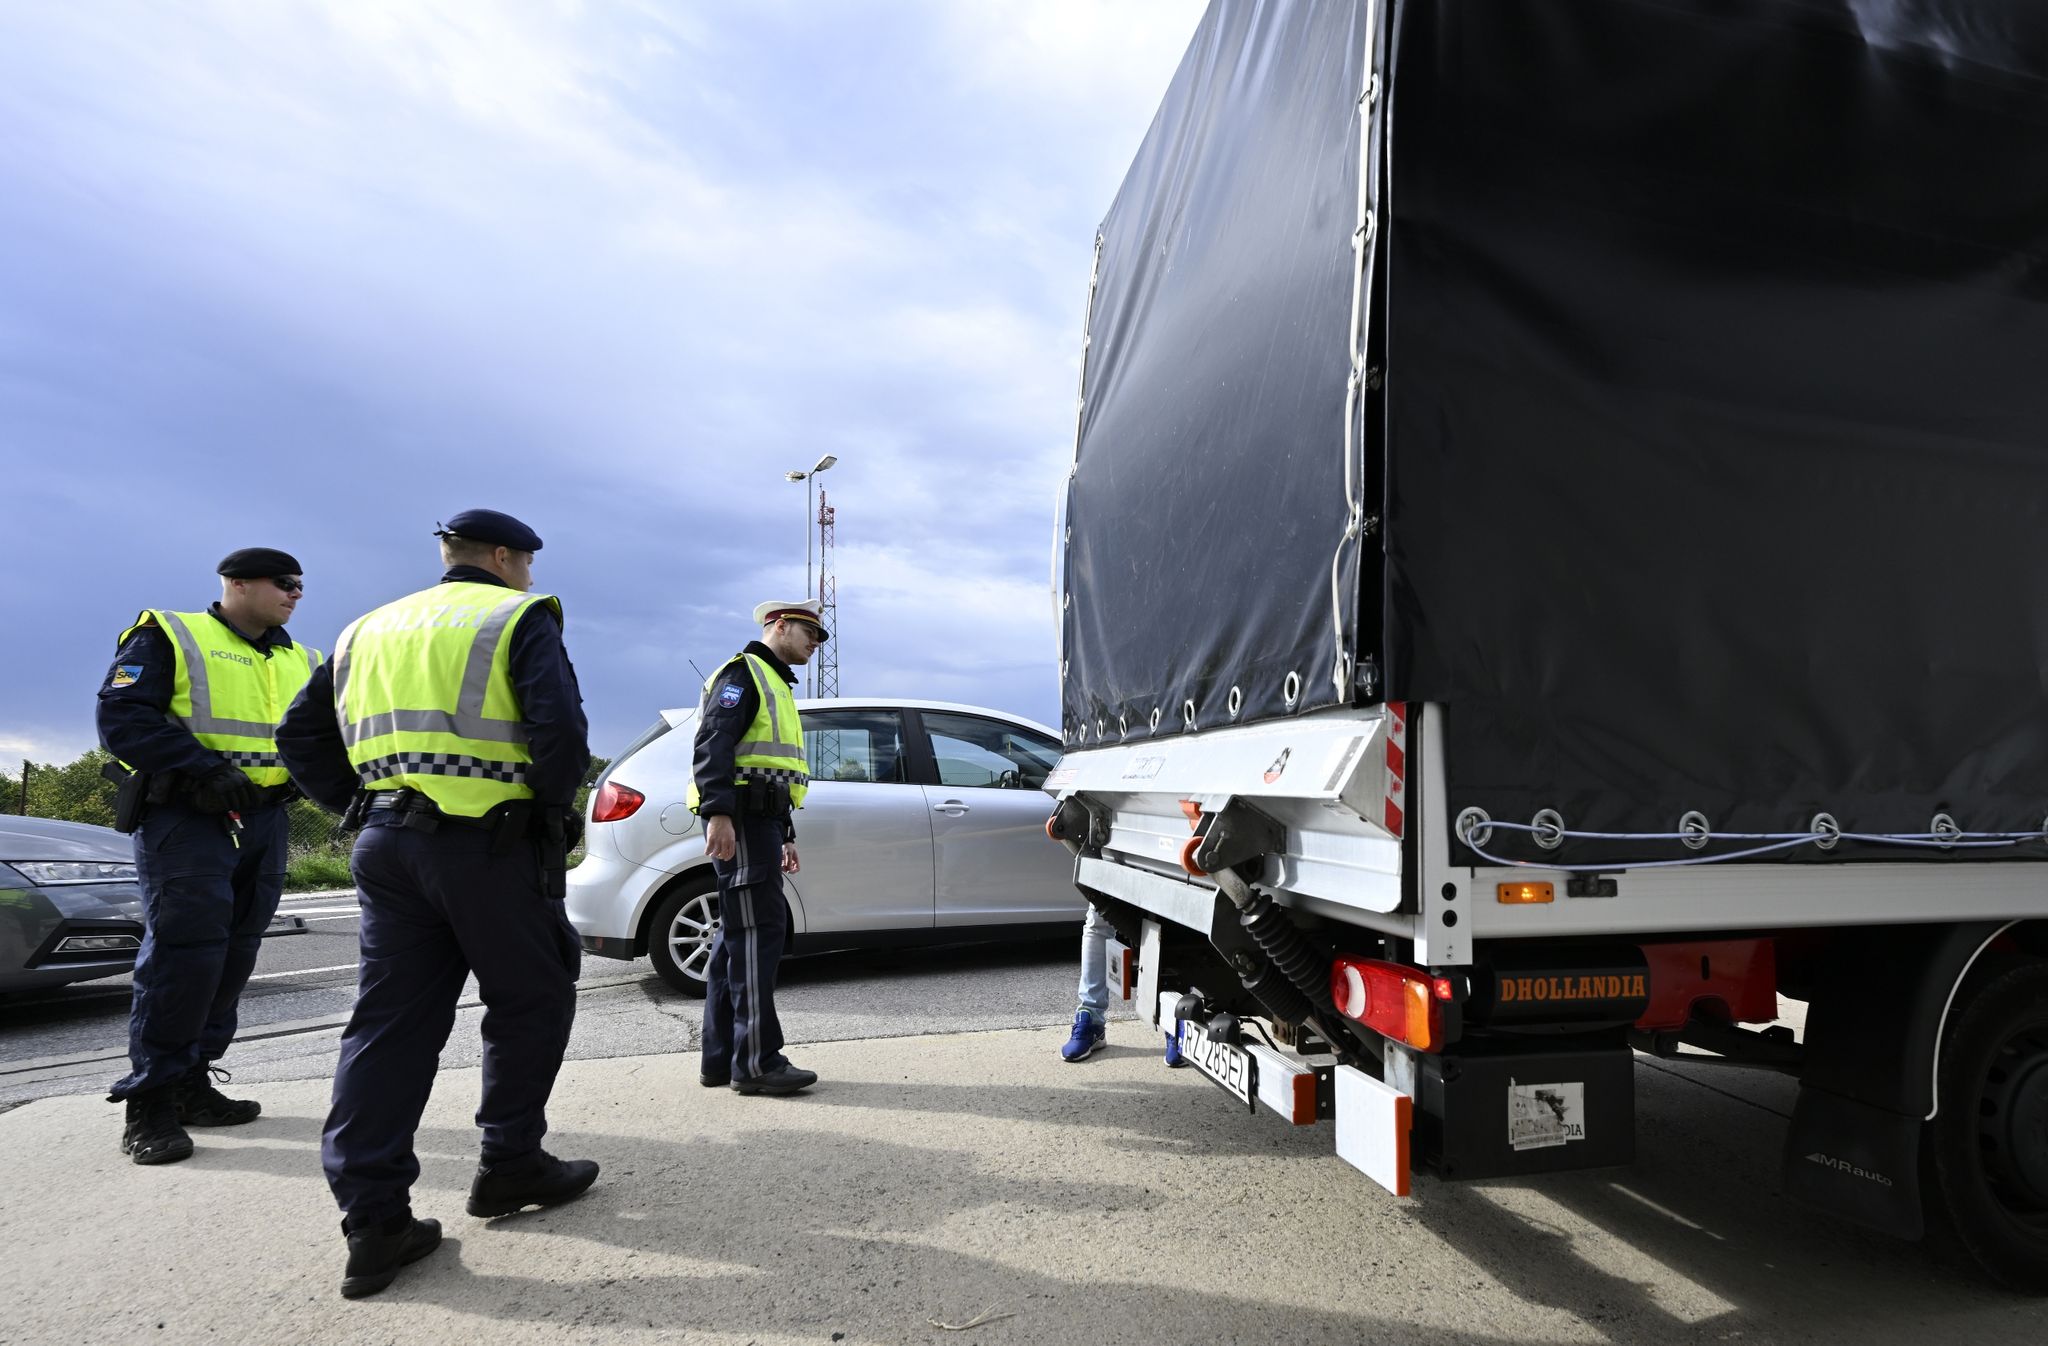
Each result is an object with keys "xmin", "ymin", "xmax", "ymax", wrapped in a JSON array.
[
  {"xmin": 1163, "ymin": 1028, "xmax": 1188, "ymax": 1068},
  {"xmin": 1060, "ymin": 1011, "xmax": 1105, "ymax": 1062}
]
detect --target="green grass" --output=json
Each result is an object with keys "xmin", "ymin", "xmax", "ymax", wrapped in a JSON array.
[{"xmin": 285, "ymin": 849, "xmax": 354, "ymax": 892}]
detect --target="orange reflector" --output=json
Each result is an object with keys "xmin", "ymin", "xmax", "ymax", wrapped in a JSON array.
[
  {"xmin": 1497, "ymin": 882, "xmax": 1555, "ymax": 905},
  {"xmin": 1179, "ymin": 800, "xmax": 1203, "ymax": 826}
]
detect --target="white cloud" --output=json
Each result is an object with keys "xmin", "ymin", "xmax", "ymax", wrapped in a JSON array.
[{"xmin": 0, "ymin": 0, "xmax": 1203, "ymax": 754}]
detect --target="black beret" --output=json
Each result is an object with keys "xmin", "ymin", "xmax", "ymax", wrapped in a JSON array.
[
  {"xmin": 434, "ymin": 509, "xmax": 543, "ymax": 553},
  {"xmin": 217, "ymin": 547, "xmax": 303, "ymax": 579}
]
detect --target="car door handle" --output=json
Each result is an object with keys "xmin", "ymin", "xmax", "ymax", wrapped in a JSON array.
[{"xmin": 931, "ymin": 800, "xmax": 972, "ymax": 816}]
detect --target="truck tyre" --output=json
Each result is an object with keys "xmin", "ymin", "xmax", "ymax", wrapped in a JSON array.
[
  {"xmin": 647, "ymin": 878, "xmax": 719, "ymax": 997},
  {"xmin": 1924, "ymin": 957, "xmax": 2048, "ymax": 1293}
]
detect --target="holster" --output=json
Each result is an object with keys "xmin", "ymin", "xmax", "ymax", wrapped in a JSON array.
[
  {"xmin": 338, "ymin": 791, "xmax": 373, "ymax": 835},
  {"xmin": 101, "ymin": 760, "xmax": 150, "ymax": 835},
  {"xmin": 739, "ymin": 779, "xmax": 792, "ymax": 817},
  {"xmin": 509, "ymin": 803, "xmax": 566, "ymax": 899}
]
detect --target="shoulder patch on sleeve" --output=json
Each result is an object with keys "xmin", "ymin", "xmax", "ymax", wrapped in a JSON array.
[
  {"xmin": 110, "ymin": 664, "xmax": 143, "ymax": 688},
  {"xmin": 716, "ymin": 681, "xmax": 746, "ymax": 709}
]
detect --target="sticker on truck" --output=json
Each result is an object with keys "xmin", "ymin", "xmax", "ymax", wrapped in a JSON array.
[{"xmin": 1507, "ymin": 1080, "xmax": 1586, "ymax": 1151}]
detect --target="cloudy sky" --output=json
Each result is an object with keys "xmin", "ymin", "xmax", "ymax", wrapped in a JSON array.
[{"xmin": 0, "ymin": 0, "xmax": 1199, "ymax": 766}]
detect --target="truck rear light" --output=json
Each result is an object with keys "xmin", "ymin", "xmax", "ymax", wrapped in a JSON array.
[
  {"xmin": 1497, "ymin": 881, "xmax": 1554, "ymax": 904},
  {"xmin": 1331, "ymin": 955, "xmax": 1449, "ymax": 1052},
  {"xmin": 590, "ymin": 781, "xmax": 646, "ymax": 823}
]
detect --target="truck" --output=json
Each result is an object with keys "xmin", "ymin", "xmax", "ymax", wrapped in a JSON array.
[{"xmin": 1045, "ymin": 0, "xmax": 2048, "ymax": 1291}]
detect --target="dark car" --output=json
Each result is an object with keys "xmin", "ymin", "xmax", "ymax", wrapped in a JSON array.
[{"xmin": 0, "ymin": 815, "xmax": 145, "ymax": 993}]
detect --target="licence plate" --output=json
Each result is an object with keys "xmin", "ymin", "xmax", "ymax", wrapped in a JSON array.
[{"xmin": 1179, "ymin": 1018, "xmax": 1257, "ymax": 1110}]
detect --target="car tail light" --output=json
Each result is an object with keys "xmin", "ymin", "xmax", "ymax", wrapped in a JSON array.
[
  {"xmin": 1331, "ymin": 955, "xmax": 1451, "ymax": 1052},
  {"xmin": 590, "ymin": 781, "xmax": 646, "ymax": 823}
]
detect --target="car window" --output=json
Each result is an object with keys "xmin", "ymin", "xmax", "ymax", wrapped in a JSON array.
[
  {"xmin": 800, "ymin": 708, "xmax": 909, "ymax": 784},
  {"xmin": 921, "ymin": 711, "xmax": 1060, "ymax": 790}
]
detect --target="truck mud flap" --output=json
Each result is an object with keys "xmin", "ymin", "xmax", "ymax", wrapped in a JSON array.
[
  {"xmin": 1782, "ymin": 1087, "xmax": 1924, "ymax": 1240},
  {"xmin": 1417, "ymin": 1041, "xmax": 1635, "ymax": 1181}
]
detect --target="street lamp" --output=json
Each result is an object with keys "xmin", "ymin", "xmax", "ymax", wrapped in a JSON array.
[{"xmin": 783, "ymin": 452, "xmax": 838, "ymax": 603}]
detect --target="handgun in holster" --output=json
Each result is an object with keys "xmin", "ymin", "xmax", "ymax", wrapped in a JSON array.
[
  {"xmin": 101, "ymin": 760, "xmax": 150, "ymax": 835},
  {"xmin": 338, "ymin": 791, "xmax": 374, "ymax": 835},
  {"xmin": 490, "ymin": 801, "xmax": 564, "ymax": 898}
]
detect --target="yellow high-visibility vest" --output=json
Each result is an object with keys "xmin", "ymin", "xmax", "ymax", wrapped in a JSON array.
[
  {"xmin": 121, "ymin": 609, "xmax": 322, "ymax": 788},
  {"xmin": 332, "ymin": 581, "xmax": 559, "ymax": 817},
  {"xmin": 686, "ymin": 652, "xmax": 809, "ymax": 813}
]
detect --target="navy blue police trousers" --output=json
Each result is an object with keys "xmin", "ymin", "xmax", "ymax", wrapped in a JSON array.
[
  {"xmin": 110, "ymin": 801, "xmax": 287, "ymax": 1100},
  {"xmin": 322, "ymin": 818, "xmax": 579, "ymax": 1225},
  {"xmin": 701, "ymin": 814, "xmax": 791, "ymax": 1082}
]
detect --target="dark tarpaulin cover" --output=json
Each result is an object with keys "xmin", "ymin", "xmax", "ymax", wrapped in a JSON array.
[
  {"xmin": 1059, "ymin": 0, "xmax": 1371, "ymax": 746},
  {"xmin": 1385, "ymin": 0, "xmax": 2048, "ymax": 862}
]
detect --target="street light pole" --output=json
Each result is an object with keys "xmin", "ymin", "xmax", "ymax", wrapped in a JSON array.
[{"xmin": 783, "ymin": 453, "xmax": 839, "ymax": 694}]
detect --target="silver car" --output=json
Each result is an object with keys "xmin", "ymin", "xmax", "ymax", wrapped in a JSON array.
[{"xmin": 566, "ymin": 697, "xmax": 1083, "ymax": 993}]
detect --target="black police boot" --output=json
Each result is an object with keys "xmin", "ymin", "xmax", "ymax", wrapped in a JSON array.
[
  {"xmin": 118, "ymin": 1089, "xmax": 194, "ymax": 1165},
  {"xmin": 340, "ymin": 1213, "xmax": 443, "ymax": 1299},
  {"xmin": 174, "ymin": 1063, "xmax": 261, "ymax": 1126},
  {"xmin": 731, "ymin": 1061, "xmax": 818, "ymax": 1096},
  {"xmin": 465, "ymin": 1150, "xmax": 600, "ymax": 1218}
]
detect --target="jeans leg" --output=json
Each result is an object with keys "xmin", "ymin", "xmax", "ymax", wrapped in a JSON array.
[{"xmin": 1076, "ymin": 904, "xmax": 1112, "ymax": 1021}]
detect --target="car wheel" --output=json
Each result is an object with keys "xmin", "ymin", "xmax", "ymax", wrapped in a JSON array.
[
  {"xmin": 1924, "ymin": 956, "xmax": 2048, "ymax": 1292},
  {"xmin": 647, "ymin": 879, "xmax": 719, "ymax": 997}
]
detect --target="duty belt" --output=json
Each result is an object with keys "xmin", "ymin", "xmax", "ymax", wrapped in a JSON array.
[{"xmin": 367, "ymin": 789, "xmax": 493, "ymax": 831}]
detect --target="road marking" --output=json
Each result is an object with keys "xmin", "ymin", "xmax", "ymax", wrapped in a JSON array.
[
  {"xmin": 276, "ymin": 905, "xmax": 360, "ymax": 918},
  {"xmin": 246, "ymin": 963, "xmax": 359, "ymax": 981}
]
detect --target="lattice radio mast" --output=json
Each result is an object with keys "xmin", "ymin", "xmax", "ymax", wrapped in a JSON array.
[{"xmin": 815, "ymin": 489, "xmax": 839, "ymax": 698}]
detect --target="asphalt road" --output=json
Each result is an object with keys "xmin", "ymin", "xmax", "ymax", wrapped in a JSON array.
[
  {"xmin": 0, "ymin": 891, "xmax": 1083, "ymax": 1109},
  {"xmin": 5, "ymin": 896, "xmax": 2045, "ymax": 1335}
]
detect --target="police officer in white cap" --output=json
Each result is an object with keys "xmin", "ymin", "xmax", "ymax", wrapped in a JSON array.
[{"xmin": 687, "ymin": 599, "xmax": 826, "ymax": 1095}]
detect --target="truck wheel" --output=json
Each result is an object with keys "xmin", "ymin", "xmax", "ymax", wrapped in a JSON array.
[
  {"xmin": 1925, "ymin": 957, "xmax": 2048, "ymax": 1293},
  {"xmin": 647, "ymin": 879, "xmax": 719, "ymax": 997}
]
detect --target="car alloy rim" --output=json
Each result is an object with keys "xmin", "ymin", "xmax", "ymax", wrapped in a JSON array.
[{"xmin": 668, "ymin": 891, "xmax": 719, "ymax": 982}]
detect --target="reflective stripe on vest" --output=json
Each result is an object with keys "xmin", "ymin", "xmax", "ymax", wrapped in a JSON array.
[
  {"xmin": 687, "ymin": 652, "xmax": 809, "ymax": 811},
  {"xmin": 333, "ymin": 582, "xmax": 556, "ymax": 817},
  {"xmin": 121, "ymin": 609, "xmax": 321, "ymax": 788}
]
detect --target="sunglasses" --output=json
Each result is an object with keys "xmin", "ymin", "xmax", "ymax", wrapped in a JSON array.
[{"xmin": 270, "ymin": 576, "xmax": 305, "ymax": 594}]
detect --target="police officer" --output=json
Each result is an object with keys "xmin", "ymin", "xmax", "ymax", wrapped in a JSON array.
[
  {"xmin": 276, "ymin": 509, "xmax": 596, "ymax": 1300},
  {"xmin": 96, "ymin": 547, "xmax": 322, "ymax": 1166},
  {"xmin": 690, "ymin": 598, "xmax": 825, "ymax": 1097}
]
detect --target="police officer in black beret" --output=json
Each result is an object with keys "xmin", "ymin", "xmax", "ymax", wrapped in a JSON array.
[
  {"xmin": 96, "ymin": 547, "xmax": 323, "ymax": 1165},
  {"xmin": 278, "ymin": 509, "xmax": 597, "ymax": 1299}
]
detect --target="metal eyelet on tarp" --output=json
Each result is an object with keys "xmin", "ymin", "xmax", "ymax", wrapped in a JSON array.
[
  {"xmin": 1531, "ymin": 809, "xmax": 1565, "ymax": 850},
  {"xmin": 1182, "ymin": 700, "xmax": 1196, "ymax": 731},
  {"xmin": 1811, "ymin": 813, "xmax": 1841, "ymax": 850},
  {"xmin": 1456, "ymin": 807, "xmax": 1492, "ymax": 849},
  {"xmin": 1679, "ymin": 811, "xmax": 1711, "ymax": 851},
  {"xmin": 1148, "ymin": 707, "xmax": 1162, "ymax": 732},
  {"xmin": 1283, "ymin": 671, "xmax": 1302, "ymax": 707},
  {"xmin": 1227, "ymin": 686, "xmax": 1242, "ymax": 718},
  {"xmin": 1932, "ymin": 813, "xmax": 1961, "ymax": 848}
]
